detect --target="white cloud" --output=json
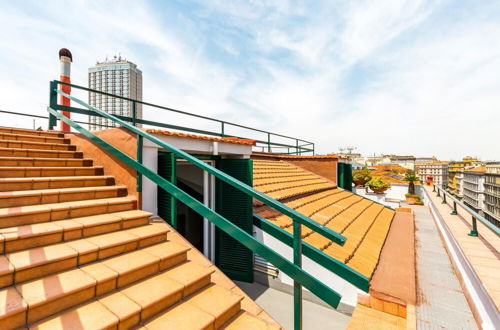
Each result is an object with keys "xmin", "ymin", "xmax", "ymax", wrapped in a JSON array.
[{"xmin": 0, "ymin": 0, "xmax": 498, "ymax": 160}]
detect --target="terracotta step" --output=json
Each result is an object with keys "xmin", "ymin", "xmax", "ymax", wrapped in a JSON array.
[
  {"xmin": 0, "ymin": 166, "xmax": 104, "ymax": 178},
  {"xmin": 0, "ymin": 185, "xmax": 128, "ymax": 208},
  {"xmin": 0, "ymin": 175, "xmax": 115, "ymax": 192},
  {"xmin": 0, "ymin": 156, "xmax": 93, "ymax": 167},
  {"xmin": 0, "ymin": 126, "xmax": 64, "ymax": 138},
  {"xmin": 0, "ymin": 196, "xmax": 136, "ymax": 228},
  {"xmin": 0, "ymin": 147, "xmax": 83, "ymax": 159},
  {"xmin": 0, "ymin": 286, "xmax": 27, "ymax": 329},
  {"xmin": 0, "ymin": 131, "xmax": 68, "ymax": 144},
  {"xmin": 222, "ymin": 311, "xmax": 281, "ymax": 329},
  {"xmin": 0, "ymin": 210, "xmax": 152, "ymax": 253},
  {"xmin": 29, "ymin": 242, "xmax": 190, "ymax": 329},
  {"xmin": 0, "ymin": 139, "xmax": 76, "ymax": 151},
  {"xmin": 186, "ymin": 284, "xmax": 243, "ymax": 328},
  {"xmin": 16, "ymin": 268, "xmax": 97, "ymax": 324},
  {"xmin": 29, "ymin": 300, "xmax": 120, "ymax": 330},
  {"xmin": 2, "ymin": 223, "xmax": 168, "ymax": 285},
  {"xmin": 143, "ymin": 300, "xmax": 215, "ymax": 330}
]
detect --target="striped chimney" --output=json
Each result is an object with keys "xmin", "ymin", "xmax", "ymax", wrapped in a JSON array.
[{"xmin": 58, "ymin": 48, "xmax": 72, "ymax": 132}]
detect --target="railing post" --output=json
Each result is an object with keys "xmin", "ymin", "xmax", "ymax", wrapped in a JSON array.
[
  {"xmin": 468, "ymin": 216, "xmax": 478, "ymax": 237},
  {"xmin": 136, "ymin": 135, "xmax": 143, "ymax": 194},
  {"xmin": 221, "ymin": 122, "xmax": 225, "ymax": 137},
  {"xmin": 132, "ymin": 101, "xmax": 137, "ymax": 127},
  {"xmin": 293, "ymin": 220, "xmax": 302, "ymax": 330},
  {"xmin": 48, "ymin": 81, "xmax": 58, "ymax": 130},
  {"xmin": 442, "ymin": 193, "xmax": 447, "ymax": 204},
  {"xmin": 296, "ymin": 140, "xmax": 299, "ymax": 155},
  {"xmin": 437, "ymin": 188, "xmax": 441, "ymax": 197},
  {"xmin": 267, "ymin": 133, "xmax": 271, "ymax": 152},
  {"xmin": 312, "ymin": 143, "xmax": 315, "ymax": 156},
  {"xmin": 451, "ymin": 201, "xmax": 458, "ymax": 215},
  {"xmin": 433, "ymin": 185, "xmax": 436, "ymax": 192}
]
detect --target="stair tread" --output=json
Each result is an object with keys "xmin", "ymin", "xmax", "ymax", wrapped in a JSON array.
[
  {"xmin": 143, "ymin": 300, "xmax": 215, "ymax": 330},
  {"xmin": 0, "ymin": 209, "xmax": 151, "ymax": 243},
  {"xmin": 0, "ymin": 196, "xmax": 136, "ymax": 218},
  {"xmin": 0, "ymin": 286, "xmax": 27, "ymax": 318},
  {"xmin": 0, "ymin": 185, "xmax": 127, "ymax": 198},
  {"xmin": 29, "ymin": 300, "xmax": 119, "ymax": 330},
  {"xmin": 222, "ymin": 311, "xmax": 279, "ymax": 329},
  {"xmin": 0, "ymin": 131, "xmax": 67, "ymax": 141},
  {"xmin": 187, "ymin": 284, "xmax": 243, "ymax": 328},
  {"xmin": 120, "ymin": 271, "xmax": 184, "ymax": 312},
  {"xmin": 98, "ymin": 291, "xmax": 141, "ymax": 324},
  {"xmin": 15, "ymin": 268, "xmax": 96, "ymax": 308},
  {"xmin": 0, "ymin": 127, "xmax": 63, "ymax": 137},
  {"xmin": 0, "ymin": 147, "xmax": 81, "ymax": 156},
  {"xmin": 0, "ymin": 175, "xmax": 113, "ymax": 183},
  {"xmin": 0, "ymin": 138, "xmax": 73, "ymax": 148},
  {"xmin": 162, "ymin": 261, "xmax": 214, "ymax": 296},
  {"xmin": 7, "ymin": 243, "xmax": 78, "ymax": 271}
]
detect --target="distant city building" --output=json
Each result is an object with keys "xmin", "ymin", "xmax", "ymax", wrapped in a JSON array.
[
  {"xmin": 88, "ymin": 56, "xmax": 143, "ymax": 130},
  {"xmin": 448, "ymin": 157, "xmax": 482, "ymax": 198},
  {"xmin": 463, "ymin": 166, "xmax": 486, "ymax": 213},
  {"xmin": 415, "ymin": 161, "xmax": 449, "ymax": 188},
  {"xmin": 484, "ymin": 162, "xmax": 500, "ymax": 227},
  {"xmin": 382, "ymin": 155, "xmax": 416, "ymax": 170}
]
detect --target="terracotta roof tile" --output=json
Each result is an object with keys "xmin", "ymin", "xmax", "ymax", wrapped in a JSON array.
[
  {"xmin": 253, "ymin": 159, "xmax": 396, "ymax": 279},
  {"xmin": 145, "ymin": 129, "xmax": 256, "ymax": 145}
]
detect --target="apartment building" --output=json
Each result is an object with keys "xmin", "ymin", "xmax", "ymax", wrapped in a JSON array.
[
  {"xmin": 448, "ymin": 157, "xmax": 482, "ymax": 198},
  {"xmin": 484, "ymin": 162, "xmax": 500, "ymax": 227},
  {"xmin": 88, "ymin": 56, "xmax": 143, "ymax": 130},
  {"xmin": 463, "ymin": 166, "xmax": 485, "ymax": 213},
  {"xmin": 415, "ymin": 161, "xmax": 449, "ymax": 188}
]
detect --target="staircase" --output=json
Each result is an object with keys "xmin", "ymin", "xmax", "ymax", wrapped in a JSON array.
[{"xmin": 0, "ymin": 126, "xmax": 279, "ymax": 329}]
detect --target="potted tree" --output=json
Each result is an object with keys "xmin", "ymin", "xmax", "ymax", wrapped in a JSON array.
[
  {"xmin": 352, "ymin": 167, "xmax": 372, "ymax": 186},
  {"xmin": 404, "ymin": 170, "xmax": 421, "ymax": 204},
  {"xmin": 366, "ymin": 177, "xmax": 391, "ymax": 194}
]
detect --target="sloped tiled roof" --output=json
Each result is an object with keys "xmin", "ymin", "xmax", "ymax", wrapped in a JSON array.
[
  {"xmin": 146, "ymin": 129, "xmax": 256, "ymax": 145},
  {"xmin": 253, "ymin": 159, "xmax": 395, "ymax": 278}
]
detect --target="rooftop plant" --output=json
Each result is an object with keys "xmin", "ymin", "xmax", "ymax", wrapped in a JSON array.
[
  {"xmin": 366, "ymin": 176, "xmax": 391, "ymax": 193},
  {"xmin": 352, "ymin": 166, "xmax": 372, "ymax": 186},
  {"xmin": 404, "ymin": 170, "xmax": 419, "ymax": 195}
]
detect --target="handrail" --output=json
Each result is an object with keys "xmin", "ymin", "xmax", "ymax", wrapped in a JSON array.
[
  {"xmin": 53, "ymin": 80, "xmax": 315, "ymax": 154},
  {"xmin": 433, "ymin": 184, "xmax": 499, "ymax": 236},
  {"xmin": 52, "ymin": 87, "xmax": 346, "ymax": 246},
  {"xmin": 47, "ymin": 106, "xmax": 343, "ymax": 323}
]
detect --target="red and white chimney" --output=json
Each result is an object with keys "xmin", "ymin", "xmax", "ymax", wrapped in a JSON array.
[{"xmin": 58, "ymin": 48, "xmax": 72, "ymax": 132}]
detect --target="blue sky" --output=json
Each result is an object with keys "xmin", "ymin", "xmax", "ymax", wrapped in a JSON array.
[{"xmin": 0, "ymin": 0, "xmax": 499, "ymax": 160}]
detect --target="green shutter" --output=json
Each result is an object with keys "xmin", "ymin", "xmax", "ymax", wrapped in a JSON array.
[
  {"xmin": 337, "ymin": 162, "xmax": 345, "ymax": 189},
  {"xmin": 344, "ymin": 163, "xmax": 353, "ymax": 192},
  {"xmin": 157, "ymin": 152, "xmax": 177, "ymax": 227},
  {"xmin": 215, "ymin": 158, "xmax": 254, "ymax": 282}
]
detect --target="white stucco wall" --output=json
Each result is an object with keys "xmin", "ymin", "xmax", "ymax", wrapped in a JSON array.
[
  {"xmin": 353, "ymin": 183, "xmax": 424, "ymax": 208},
  {"xmin": 253, "ymin": 226, "xmax": 363, "ymax": 308}
]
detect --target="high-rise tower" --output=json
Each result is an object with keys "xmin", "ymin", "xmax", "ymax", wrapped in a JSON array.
[{"xmin": 88, "ymin": 55, "xmax": 142, "ymax": 130}]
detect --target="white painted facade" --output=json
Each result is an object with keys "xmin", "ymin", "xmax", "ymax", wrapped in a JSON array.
[
  {"xmin": 415, "ymin": 162, "xmax": 449, "ymax": 188},
  {"xmin": 463, "ymin": 170, "xmax": 485, "ymax": 213},
  {"xmin": 253, "ymin": 226, "xmax": 363, "ymax": 308}
]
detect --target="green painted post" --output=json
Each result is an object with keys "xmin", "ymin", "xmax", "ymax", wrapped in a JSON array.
[
  {"xmin": 267, "ymin": 133, "xmax": 271, "ymax": 152},
  {"xmin": 221, "ymin": 122, "xmax": 225, "ymax": 137},
  {"xmin": 296, "ymin": 140, "xmax": 299, "ymax": 155},
  {"xmin": 48, "ymin": 81, "xmax": 58, "ymax": 130},
  {"xmin": 468, "ymin": 216, "xmax": 478, "ymax": 237},
  {"xmin": 437, "ymin": 188, "xmax": 441, "ymax": 197},
  {"xmin": 132, "ymin": 102, "xmax": 137, "ymax": 127},
  {"xmin": 433, "ymin": 185, "xmax": 436, "ymax": 192},
  {"xmin": 293, "ymin": 221, "xmax": 302, "ymax": 330},
  {"xmin": 312, "ymin": 143, "xmax": 315, "ymax": 156},
  {"xmin": 136, "ymin": 135, "xmax": 143, "ymax": 193},
  {"xmin": 451, "ymin": 201, "xmax": 458, "ymax": 215},
  {"xmin": 442, "ymin": 193, "xmax": 447, "ymax": 204}
]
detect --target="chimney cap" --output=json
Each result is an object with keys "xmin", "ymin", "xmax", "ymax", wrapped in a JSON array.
[{"xmin": 59, "ymin": 48, "xmax": 72, "ymax": 61}]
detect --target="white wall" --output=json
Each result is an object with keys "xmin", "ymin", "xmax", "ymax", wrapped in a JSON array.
[
  {"xmin": 353, "ymin": 183, "xmax": 424, "ymax": 208},
  {"xmin": 141, "ymin": 145, "xmax": 159, "ymax": 214},
  {"xmin": 254, "ymin": 226, "xmax": 363, "ymax": 308}
]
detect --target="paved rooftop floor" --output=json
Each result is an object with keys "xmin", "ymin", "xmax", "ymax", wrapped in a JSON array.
[
  {"xmin": 424, "ymin": 185, "xmax": 500, "ymax": 311},
  {"xmin": 412, "ymin": 205, "xmax": 478, "ymax": 329},
  {"xmin": 236, "ymin": 280, "xmax": 350, "ymax": 330}
]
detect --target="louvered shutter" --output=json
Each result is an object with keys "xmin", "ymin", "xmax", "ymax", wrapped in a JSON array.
[
  {"xmin": 344, "ymin": 163, "xmax": 353, "ymax": 191},
  {"xmin": 157, "ymin": 151, "xmax": 177, "ymax": 227},
  {"xmin": 215, "ymin": 158, "xmax": 254, "ymax": 282}
]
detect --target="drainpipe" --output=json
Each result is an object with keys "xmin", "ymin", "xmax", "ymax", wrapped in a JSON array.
[{"xmin": 58, "ymin": 48, "xmax": 72, "ymax": 132}]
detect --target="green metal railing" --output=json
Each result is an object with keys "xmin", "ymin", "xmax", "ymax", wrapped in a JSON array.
[
  {"xmin": 433, "ymin": 184, "xmax": 500, "ymax": 237},
  {"xmin": 48, "ymin": 80, "xmax": 346, "ymax": 329},
  {"xmin": 51, "ymin": 80, "xmax": 314, "ymax": 155}
]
